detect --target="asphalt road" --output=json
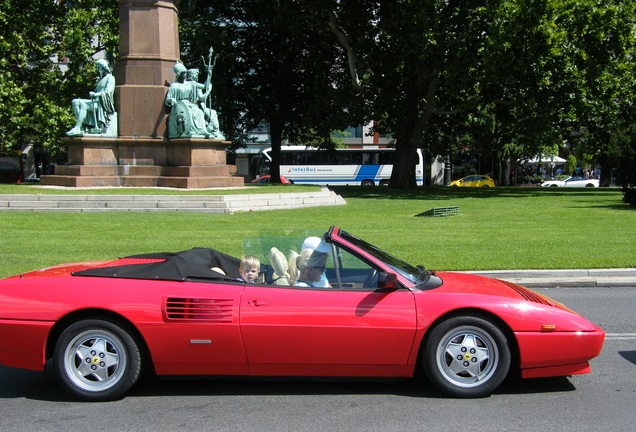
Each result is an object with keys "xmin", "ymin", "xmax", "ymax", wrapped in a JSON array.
[{"xmin": 0, "ymin": 287, "xmax": 634, "ymax": 432}]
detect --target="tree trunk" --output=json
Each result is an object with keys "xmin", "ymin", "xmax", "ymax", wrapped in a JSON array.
[
  {"xmin": 268, "ymin": 117, "xmax": 284, "ymax": 184},
  {"xmin": 391, "ymin": 129, "xmax": 419, "ymax": 189}
]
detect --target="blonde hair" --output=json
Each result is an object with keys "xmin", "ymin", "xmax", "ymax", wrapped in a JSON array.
[
  {"xmin": 239, "ymin": 255, "xmax": 261, "ymax": 272},
  {"xmin": 289, "ymin": 249, "xmax": 327, "ymax": 284}
]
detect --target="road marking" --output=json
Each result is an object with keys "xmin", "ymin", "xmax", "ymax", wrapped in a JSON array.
[{"xmin": 604, "ymin": 333, "xmax": 636, "ymax": 340}]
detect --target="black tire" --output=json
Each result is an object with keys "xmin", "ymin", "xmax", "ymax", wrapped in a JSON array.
[
  {"xmin": 361, "ymin": 180, "xmax": 375, "ymax": 186},
  {"xmin": 53, "ymin": 319, "xmax": 142, "ymax": 401},
  {"xmin": 423, "ymin": 316, "xmax": 511, "ymax": 398}
]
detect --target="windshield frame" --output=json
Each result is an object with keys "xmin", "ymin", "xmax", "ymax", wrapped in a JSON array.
[{"xmin": 334, "ymin": 229, "xmax": 430, "ymax": 285}]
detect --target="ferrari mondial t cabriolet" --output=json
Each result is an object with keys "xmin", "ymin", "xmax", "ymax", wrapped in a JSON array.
[{"xmin": 0, "ymin": 227, "xmax": 604, "ymax": 401}]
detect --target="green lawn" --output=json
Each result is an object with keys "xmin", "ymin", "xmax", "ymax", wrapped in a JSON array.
[{"xmin": 0, "ymin": 185, "xmax": 633, "ymax": 278}]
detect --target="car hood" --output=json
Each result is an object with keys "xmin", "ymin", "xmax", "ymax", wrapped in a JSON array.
[{"xmin": 434, "ymin": 271, "xmax": 565, "ymax": 308}]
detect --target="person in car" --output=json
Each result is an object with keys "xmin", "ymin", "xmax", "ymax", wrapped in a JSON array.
[
  {"xmin": 239, "ymin": 255, "xmax": 260, "ymax": 283},
  {"xmin": 298, "ymin": 237, "xmax": 331, "ymax": 287},
  {"xmin": 289, "ymin": 249, "xmax": 328, "ymax": 287}
]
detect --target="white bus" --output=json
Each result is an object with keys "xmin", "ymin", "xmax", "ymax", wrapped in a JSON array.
[{"xmin": 256, "ymin": 146, "xmax": 424, "ymax": 186}]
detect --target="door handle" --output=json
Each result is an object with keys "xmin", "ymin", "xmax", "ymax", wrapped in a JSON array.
[{"xmin": 250, "ymin": 299, "xmax": 271, "ymax": 307}]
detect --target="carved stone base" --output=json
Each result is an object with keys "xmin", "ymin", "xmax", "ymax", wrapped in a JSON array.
[{"xmin": 41, "ymin": 136, "xmax": 243, "ymax": 189}]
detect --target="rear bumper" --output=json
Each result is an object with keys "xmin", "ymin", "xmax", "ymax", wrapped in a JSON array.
[{"xmin": 0, "ymin": 320, "xmax": 52, "ymax": 371}]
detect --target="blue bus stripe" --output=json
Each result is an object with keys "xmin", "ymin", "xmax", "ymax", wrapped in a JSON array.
[{"xmin": 355, "ymin": 165, "xmax": 381, "ymax": 182}]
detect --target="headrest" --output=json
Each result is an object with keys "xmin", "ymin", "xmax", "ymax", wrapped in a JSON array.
[
  {"xmin": 269, "ymin": 247, "xmax": 288, "ymax": 277},
  {"xmin": 210, "ymin": 266, "xmax": 226, "ymax": 275}
]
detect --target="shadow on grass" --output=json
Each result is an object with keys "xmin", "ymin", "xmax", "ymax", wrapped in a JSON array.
[{"xmin": 331, "ymin": 185, "xmax": 632, "ymax": 206}]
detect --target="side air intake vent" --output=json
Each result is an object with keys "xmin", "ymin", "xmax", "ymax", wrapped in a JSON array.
[{"xmin": 165, "ymin": 298, "xmax": 234, "ymax": 322}]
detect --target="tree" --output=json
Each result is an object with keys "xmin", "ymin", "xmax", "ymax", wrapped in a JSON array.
[
  {"xmin": 328, "ymin": 0, "xmax": 636, "ymax": 188},
  {"xmin": 0, "ymin": 0, "xmax": 118, "ymax": 160},
  {"xmin": 179, "ymin": 0, "xmax": 365, "ymax": 183}
]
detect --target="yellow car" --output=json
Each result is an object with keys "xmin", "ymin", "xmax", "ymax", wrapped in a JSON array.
[{"xmin": 450, "ymin": 175, "xmax": 495, "ymax": 187}]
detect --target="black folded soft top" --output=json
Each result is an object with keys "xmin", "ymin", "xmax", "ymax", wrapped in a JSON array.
[{"xmin": 73, "ymin": 247, "xmax": 242, "ymax": 282}]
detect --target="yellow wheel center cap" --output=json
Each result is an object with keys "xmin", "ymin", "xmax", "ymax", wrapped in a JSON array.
[
  {"xmin": 464, "ymin": 353, "xmax": 472, "ymax": 361},
  {"xmin": 92, "ymin": 357, "xmax": 100, "ymax": 364}
]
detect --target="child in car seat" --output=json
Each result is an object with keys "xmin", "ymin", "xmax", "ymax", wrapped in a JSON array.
[{"xmin": 239, "ymin": 255, "xmax": 261, "ymax": 283}]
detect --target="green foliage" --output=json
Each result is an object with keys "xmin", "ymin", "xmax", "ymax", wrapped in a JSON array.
[
  {"xmin": 565, "ymin": 154, "xmax": 577, "ymax": 175},
  {"xmin": 1, "ymin": 0, "xmax": 635, "ymax": 191},
  {"xmin": 0, "ymin": 0, "xmax": 63, "ymax": 153},
  {"xmin": 0, "ymin": 0, "xmax": 118, "ymax": 159},
  {"xmin": 325, "ymin": 0, "xmax": 636, "ymax": 188},
  {"xmin": 178, "ymin": 0, "xmax": 364, "ymax": 182}
]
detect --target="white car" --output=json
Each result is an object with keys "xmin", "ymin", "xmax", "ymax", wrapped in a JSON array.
[{"xmin": 541, "ymin": 176, "xmax": 599, "ymax": 188}]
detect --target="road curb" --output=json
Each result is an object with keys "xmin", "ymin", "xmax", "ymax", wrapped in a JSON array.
[{"xmin": 463, "ymin": 269, "xmax": 636, "ymax": 288}]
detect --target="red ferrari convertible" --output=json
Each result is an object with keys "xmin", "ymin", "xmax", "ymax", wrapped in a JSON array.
[{"xmin": 0, "ymin": 226, "xmax": 604, "ymax": 401}]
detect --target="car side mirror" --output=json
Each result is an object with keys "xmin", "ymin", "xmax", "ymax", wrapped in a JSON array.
[{"xmin": 377, "ymin": 272, "xmax": 398, "ymax": 289}]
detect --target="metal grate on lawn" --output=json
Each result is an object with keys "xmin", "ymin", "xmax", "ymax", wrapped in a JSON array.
[{"xmin": 416, "ymin": 206, "xmax": 460, "ymax": 217}]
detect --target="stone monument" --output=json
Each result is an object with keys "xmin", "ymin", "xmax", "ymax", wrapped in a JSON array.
[
  {"xmin": 66, "ymin": 58, "xmax": 117, "ymax": 137},
  {"xmin": 41, "ymin": 0, "xmax": 242, "ymax": 188}
]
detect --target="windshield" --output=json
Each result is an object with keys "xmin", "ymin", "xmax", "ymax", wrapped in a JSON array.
[{"xmin": 336, "ymin": 229, "xmax": 431, "ymax": 285}]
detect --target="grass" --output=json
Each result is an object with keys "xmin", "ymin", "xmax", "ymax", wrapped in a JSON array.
[{"xmin": 0, "ymin": 185, "xmax": 634, "ymax": 278}]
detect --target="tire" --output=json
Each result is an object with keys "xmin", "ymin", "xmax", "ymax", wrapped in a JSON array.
[
  {"xmin": 550, "ymin": 184, "xmax": 559, "ymax": 187},
  {"xmin": 361, "ymin": 180, "xmax": 375, "ymax": 186},
  {"xmin": 585, "ymin": 183, "xmax": 594, "ymax": 187},
  {"xmin": 54, "ymin": 319, "xmax": 142, "ymax": 401},
  {"xmin": 423, "ymin": 316, "xmax": 511, "ymax": 398}
]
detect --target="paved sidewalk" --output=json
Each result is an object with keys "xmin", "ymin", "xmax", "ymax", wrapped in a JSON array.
[
  {"xmin": 464, "ymin": 268, "xmax": 636, "ymax": 288},
  {"xmin": 0, "ymin": 187, "xmax": 346, "ymax": 213}
]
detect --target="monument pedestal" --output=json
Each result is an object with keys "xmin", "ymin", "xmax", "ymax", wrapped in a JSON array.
[{"xmin": 41, "ymin": 137, "xmax": 242, "ymax": 188}]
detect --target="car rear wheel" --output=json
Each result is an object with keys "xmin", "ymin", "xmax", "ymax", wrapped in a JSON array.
[
  {"xmin": 361, "ymin": 180, "xmax": 375, "ymax": 186},
  {"xmin": 54, "ymin": 319, "xmax": 142, "ymax": 401},
  {"xmin": 423, "ymin": 316, "xmax": 511, "ymax": 398}
]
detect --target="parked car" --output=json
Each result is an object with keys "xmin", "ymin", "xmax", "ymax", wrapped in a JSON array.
[
  {"xmin": 450, "ymin": 175, "xmax": 495, "ymax": 187},
  {"xmin": 0, "ymin": 226, "xmax": 604, "ymax": 401},
  {"xmin": 250, "ymin": 175, "xmax": 293, "ymax": 184},
  {"xmin": 541, "ymin": 176, "xmax": 599, "ymax": 188}
]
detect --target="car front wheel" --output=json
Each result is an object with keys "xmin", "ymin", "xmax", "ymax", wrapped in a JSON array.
[
  {"xmin": 54, "ymin": 319, "xmax": 142, "ymax": 401},
  {"xmin": 423, "ymin": 316, "xmax": 511, "ymax": 398}
]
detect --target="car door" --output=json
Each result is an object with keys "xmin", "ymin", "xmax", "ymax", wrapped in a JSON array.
[
  {"xmin": 150, "ymin": 280, "xmax": 249, "ymax": 376},
  {"xmin": 239, "ymin": 249, "xmax": 417, "ymax": 376},
  {"xmin": 464, "ymin": 176, "xmax": 476, "ymax": 186}
]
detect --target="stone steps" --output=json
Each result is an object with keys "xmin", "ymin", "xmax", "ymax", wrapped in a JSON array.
[{"xmin": 0, "ymin": 188, "xmax": 346, "ymax": 213}]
